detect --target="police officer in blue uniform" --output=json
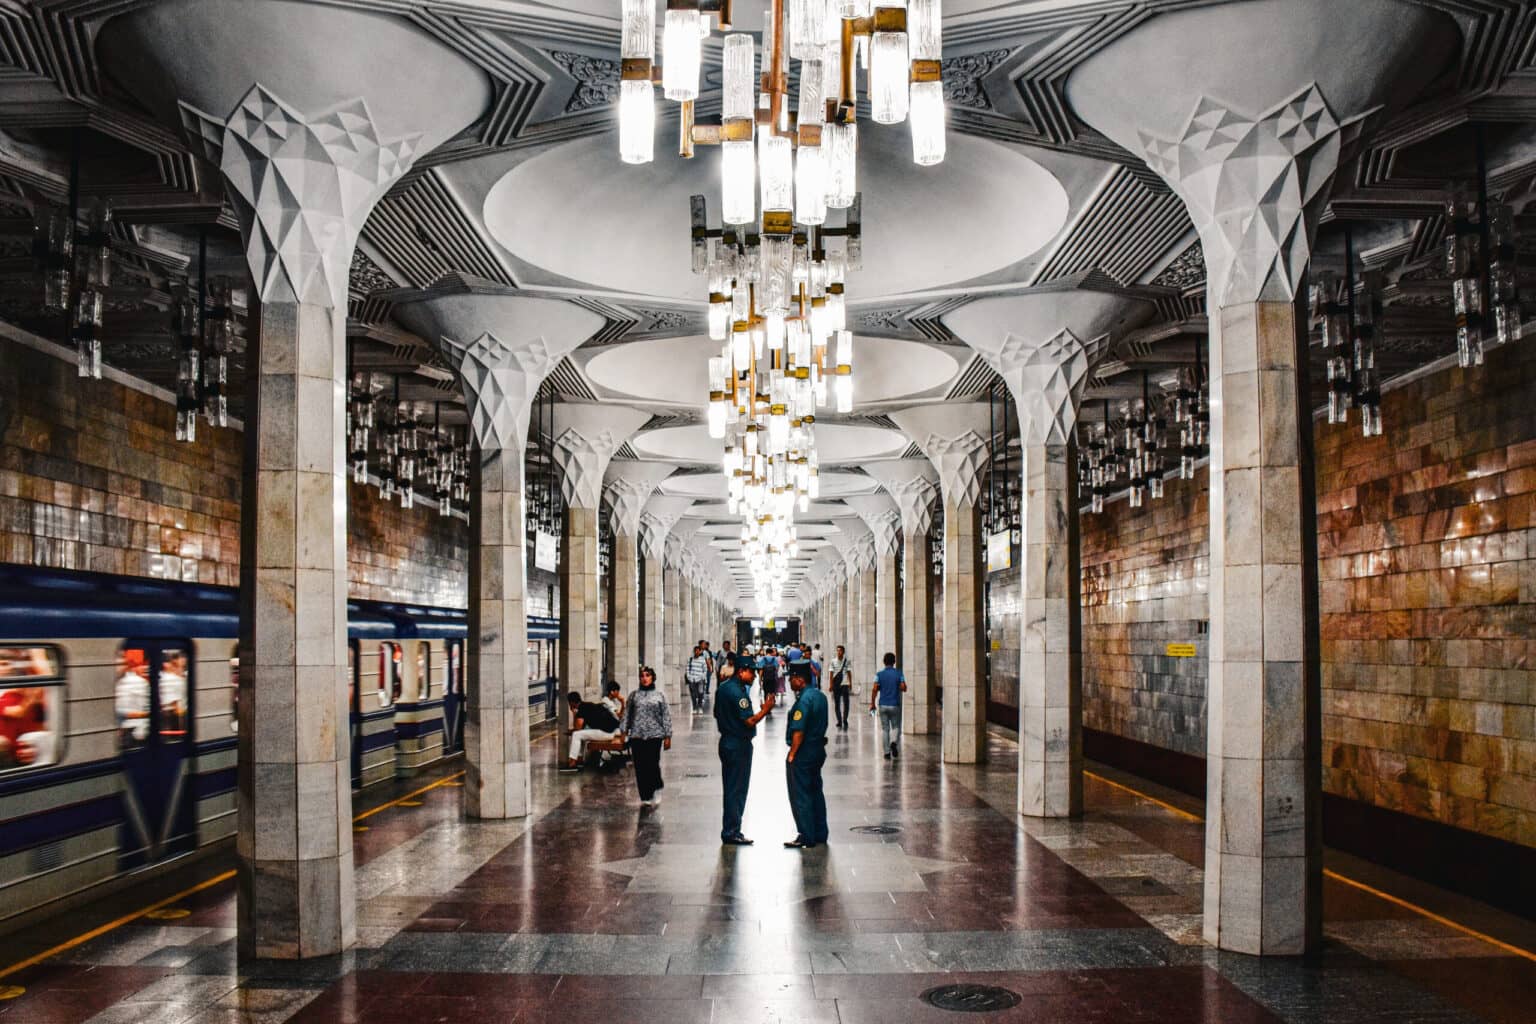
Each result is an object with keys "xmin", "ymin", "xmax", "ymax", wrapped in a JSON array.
[
  {"xmin": 714, "ymin": 661, "xmax": 774, "ymax": 846},
  {"xmin": 783, "ymin": 653, "xmax": 830, "ymax": 848}
]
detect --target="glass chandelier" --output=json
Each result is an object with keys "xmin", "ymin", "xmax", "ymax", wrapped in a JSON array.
[
  {"xmin": 1446, "ymin": 128, "xmax": 1523, "ymax": 368},
  {"xmin": 345, "ymin": 376, "xmax": 469, "ymax": 515},
  {"xmin": 1310, "ymin": 230, "xmax": 1383, "ymax": 437},
  {"xmin": 32, "ymin": 197, "xmax": 113, "ymax": 379},
  {"xmin": 1080, "ymin": 362, "xmax": 1208, "ymax": 514},
  {"xmin": 619, "ymin": 0, "xmax": 945, "ymax": 181}
]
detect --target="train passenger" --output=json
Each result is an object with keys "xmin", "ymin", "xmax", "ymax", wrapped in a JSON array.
[
  {"xmin": 114, "ymin": 649, "xmax": 151, "ymax": 743},
  {"xmin": 160, "ymin": 650, "xmax": 189, "ymax": 737}
]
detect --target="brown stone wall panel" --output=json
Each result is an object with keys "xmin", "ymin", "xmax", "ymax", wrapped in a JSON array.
[
  {"xmin": 1, "ymin": 337, "xmax": 466, "ymax": 607},
  {"xmin": 1083, "ymin": 342, "xmax": 1536, "ymax": 848}
]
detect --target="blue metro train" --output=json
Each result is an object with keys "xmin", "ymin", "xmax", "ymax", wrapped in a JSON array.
[{"xmin": 0, "ymin": 564, "xmax": 571, "ymax": 924}]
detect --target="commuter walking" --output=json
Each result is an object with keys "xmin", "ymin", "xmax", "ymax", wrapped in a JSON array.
[
  {"xmin": 620, "ymin": 666, "xmax": 673, "ymax": 807},
  {"xmin": 827, "ymin": 645, "xmax": 851, "ymax": 730},
  {"xmin": 784, "ymin": 654, "xmax": 829, "ymax": 848},
  {"xmin": 870, "ymin": 652, "xmax": 907, "ymax": 760},
  {"xmin": 685, "ymin": 645, "xmax": 711, "ymax": 713},
  {"xmin": 714, "ymin": 661, "xmax": 775, "ymax": 846}
]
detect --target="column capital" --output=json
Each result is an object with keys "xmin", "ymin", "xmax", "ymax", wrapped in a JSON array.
[
  {"xmin": 604, "ymin": 463, "xmax": 675, "ymax": 538},
  {"xmin": 844, "ymin": 493, "xmax": 901, "ymax": 556},
  {"xmin": 866, "ymin": 461, "xmax": 939, "ymax": 538},
  {"xmin": 944, "ymin": 286, "xmax": 1156, "ymax": 446},
  {"xmin": 395, "ymin": 294, "xmax": 602, "ymax": 452},
  {"xmin": 1138, "ymin": 86, "xmax": 1368, "ymax": 307},
  {"xmin": 640, "ymin": 494, "xmax": 693, "ymax": 560},
  {"xmin": 551, "ymin": 403, "xmax": 652, "ymax": 510},
  {"xmin": 890, "ymin": 403, "xmax": 993, "ymax": 508},
  {"xmin": 182, "ymin": 87, "xmax": 418, "ymax": 308}
]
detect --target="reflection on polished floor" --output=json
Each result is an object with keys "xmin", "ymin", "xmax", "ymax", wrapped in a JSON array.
[{"xmin": 2, "ymin": 711, "xmax": 1534, "ymax": 1024}]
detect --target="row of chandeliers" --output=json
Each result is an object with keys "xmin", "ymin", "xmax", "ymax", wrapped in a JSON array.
[
  {"xmin": 1079, "ymin": 363, "xmax": 1210, "ymax": 514},
  {"xmin": 618, "ymin": 0, "xmax": 944, "ymax": 613},
  {"xmin": 347, "ymin": 376, "xmax": 470, "ymax": 518}
]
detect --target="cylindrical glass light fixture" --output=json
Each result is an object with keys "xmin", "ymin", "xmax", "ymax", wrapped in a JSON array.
[
  {"xmin": 824, "ymin": 121, "xmax": 857, "ymax": 208},
  {"xmin": 909, "ymin": 80, "xmax": 946, "ymax": 165},
  {"xmin": 795, "ymin": 145, "xmax": 828, "ymax": 225},
  {"xmin": 759, "ymin": 133, "xmax": 794, "ymax": 213},
  {"xmin": 619, "ymin": 80, "xmax": 654, "ymax": 165},
  {"xmin": 868, "ymin": 30, "xmax": 910, "ymax": 124},
  {"xmin": 662, "ymin": 8, "xmax": 701, "ymax": 101}
]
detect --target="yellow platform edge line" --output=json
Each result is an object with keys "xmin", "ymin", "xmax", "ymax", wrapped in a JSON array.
[
  {"xmin": 1, "ymin": 767, "xmax": 468, "ymax": 979},
  {"xmin": 1083, "ymin": 769, "xmax": 1536, "ymax": 962}
]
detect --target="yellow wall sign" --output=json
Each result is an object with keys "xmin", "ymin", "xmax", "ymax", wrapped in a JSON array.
[{"xmin": 1166, "ymin": 643, "xmax": 1197, "ymax": 658}]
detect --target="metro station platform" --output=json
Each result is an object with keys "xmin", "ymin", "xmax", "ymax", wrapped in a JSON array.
[{"xmin": 1, "ymin": 715, "xmax": 1532, "ymax": 1024}]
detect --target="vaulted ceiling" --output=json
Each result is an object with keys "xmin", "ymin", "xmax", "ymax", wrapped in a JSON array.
[{"xmin": 0, "ymin": 0, "xmax": 1532, "ymax": 608}]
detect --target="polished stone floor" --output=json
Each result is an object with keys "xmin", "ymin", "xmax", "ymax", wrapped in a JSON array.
[{"xmin": 2, "ymin": 702, "xmax": 1534, "ymax": 1023}]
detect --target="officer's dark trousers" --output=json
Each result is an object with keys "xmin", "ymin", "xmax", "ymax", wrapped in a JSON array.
[
  {"xmin": 786, "ymin": 743, "xmax": 828, "ymax": 844},
  {"xmin": 718, "ymin": 735, "xmax": 752, "ymax": 839}
]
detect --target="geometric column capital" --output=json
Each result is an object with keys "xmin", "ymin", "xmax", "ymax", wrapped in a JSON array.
[
  {"xmin": 393, "ymin": 294, "xmax": 605, "ymax": 453},
  {"xmin": 1138, "ymin": 84, "xmax": 1368, "ymax": 308},
  {"xmin": 183, "ymin": 86, "xmax": 420, "ymax": 309},
  {"xmin": 550, "ymin": 403, "xmax": 652, "ymax": 510},
  {"xmin": 844, "ymin": 493, "xmax": 901, "ymax": 555},
  {"xmin": 640, "ymin": 494, "xmax": 694, "ymax": 560},
  {"xmin": 890, "ymin": 402, "xmax": 994, "ymax": 509},
  {"xmin": 985, "ymin": 329, "xmax": 1106, "ymax": 446},
  {"xmin": 604, "ymin": 463, "xmax": 675, "ymax": 537},
  {"xmin": 865, "ymin": 460, "xmax": 939, "ymax": 538}
]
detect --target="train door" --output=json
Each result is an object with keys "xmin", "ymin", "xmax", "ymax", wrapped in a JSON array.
[
  {"xmin": 348, "ymin": 640, "xmax": 361, "ymax": 788},
  {"xmin": 442, "ymin": 640, "xmax": 465, "ymax": 754},
  {"xmin": 115, "ymin": 640, "xmax": 197, "ymax": 869}
]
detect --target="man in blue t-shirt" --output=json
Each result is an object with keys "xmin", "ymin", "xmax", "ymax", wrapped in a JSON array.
[{"xmin": 869, "ymin": 652, "xmax": 908, "ymax": 760}]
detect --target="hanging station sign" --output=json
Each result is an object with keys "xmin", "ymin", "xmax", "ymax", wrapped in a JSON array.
[{"xmin": 986, "ymin": 529, "xmax": 1012, "ymax": 573}]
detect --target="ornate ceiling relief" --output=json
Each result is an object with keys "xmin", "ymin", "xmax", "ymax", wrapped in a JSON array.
[
  {"xmin": 942, "ymin": 49, "xmax": 1012, "ymax": 110},
  {"xmin": 548, "ymin": 51, "xmax": 621, "ymax": 114}
]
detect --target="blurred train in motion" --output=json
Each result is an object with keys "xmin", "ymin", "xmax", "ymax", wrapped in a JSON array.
[{"xmin": 0, "ymin": 564, "xmax": 574, "ymax": 923}]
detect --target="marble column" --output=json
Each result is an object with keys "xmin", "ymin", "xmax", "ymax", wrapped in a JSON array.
[
  {"xmin": 604, "ymin": 465, "xmax": 673, "ymax": 691},
  {"xmin": 395, "ymin": 292, "xmax": 604, "ymax": 821},
  {"xmin": 1065, "ymin": 2, "xmax": 1453, "ymax": 947},
  {"xmin": 94, "ymin": 8, "xmax": 488, "ymax": 957},
  {"xmin": 847, "ymin": 496, "xmax": 901, "ymax": 677},
  {"xmin": 945, "ymin": 288, "xmax": 1155, "ymax": 818},
  {"xmin": 661, "ymin": 519, "xmax": 703, "ymax": 710},
  {"xmin": 892, "ymin": 405, "xmax": 992, "ymax": 764},
  {"xmin": 199, "ymin": 86, "xmax": 482, "ymax": 958},
  {"xmin": 551, "ymin": 404, "xmax": 650, "ymax": 755},
  {"xmin": 868, "ymin": 462, "xmax": 939, "ymax": 736}
]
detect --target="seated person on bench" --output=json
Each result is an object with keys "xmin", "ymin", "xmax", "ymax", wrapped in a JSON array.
[{"xmin": 562, "ymin": 690, "xmax": 622, "ymax": 773}]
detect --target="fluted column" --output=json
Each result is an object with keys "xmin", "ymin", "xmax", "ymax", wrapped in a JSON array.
[
  {"xmin": 892, "ymin": 405, "xmax": 992, "ymax": 763},
  {"xmin": 551, "ymin": 404, "xmax": 650, "ymax": 755}
]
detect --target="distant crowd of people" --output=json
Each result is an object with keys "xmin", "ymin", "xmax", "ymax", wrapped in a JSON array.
[{"xmin": 559, "ymin": 629, "xmax": 909, "ymax": 850}]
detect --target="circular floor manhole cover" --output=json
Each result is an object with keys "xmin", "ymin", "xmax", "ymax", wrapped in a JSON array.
[
  {"xmin": 920, "ymin": 984, "xmax": 1023, "ymax": 1013},
  {"xmin": 849, "ymin": 824, "xmax": 901, "ymax": 835}
]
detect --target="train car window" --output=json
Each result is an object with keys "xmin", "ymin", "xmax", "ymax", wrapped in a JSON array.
[
  {"xmin": 391, "ymin": 644, "xmax": 403, "ymax": 702},
  {"xmin": 527, "ymin": 640, "xmax": 539, "ymax": 684},
  {"xmin": 0, "ymin": 645, "xmax": 65, "ymax": 772},
  {"xmin": 229, "ymin": 643, "xmax": 239, "ymax": 733},
  {"xmin": 416, "ymin": 642, "xmax": 431, "ymax": 699},
  {"xmin": 116, "ymin": 646, "xmax": 153, "ymax": 749},
  {"xmin": 375, "ymin": 644, "xmax": 391, "ymax": 708},
  {"xmin": 443, "ymin": 642, "xmax": 456, "ymax": 697},
  {"xmin": 159, "ymin": 646, "xmax": 191, "ymax": 739},
  {"xmin": 347, "ymin": 642, "xmax": 357, "ymax": 713}
]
